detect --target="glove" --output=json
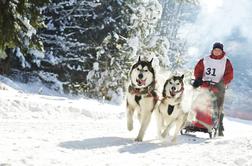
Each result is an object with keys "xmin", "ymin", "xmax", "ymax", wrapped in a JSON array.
[{"xmin": 192, "ymin": 78, "xmax": 203, "ymax": 88}]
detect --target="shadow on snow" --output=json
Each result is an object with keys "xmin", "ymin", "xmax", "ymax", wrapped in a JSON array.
[
  {"xmin": 59, "ymin": 136, "xmax": 133, "ymax": 150},
  {"xmin": 59, "ymin": 135, "xmax": 207, "ymax": 153}
]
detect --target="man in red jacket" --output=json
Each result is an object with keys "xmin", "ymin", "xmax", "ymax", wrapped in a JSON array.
[{"xmin": 192, "ymin": 42, "xmax": 234, "ymax": 136}]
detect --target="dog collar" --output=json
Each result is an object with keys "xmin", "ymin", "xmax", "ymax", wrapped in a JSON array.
[{"xmin": 128, "ymin": 81, "xmax": 157, "ymax": 96}]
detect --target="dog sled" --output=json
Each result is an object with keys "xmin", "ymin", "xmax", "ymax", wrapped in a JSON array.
[{"xmin": 181, "ymin": 81, "xmax": 223, "ymax": 139}]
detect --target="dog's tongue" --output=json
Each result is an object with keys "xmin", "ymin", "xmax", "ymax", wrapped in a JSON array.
[
  {"xmin": 170, "ymin": 91, "xmax": 176, "ymax": 97},
  {"xmin": 137, "ymin": 79, "xmax": 146, "ymax": 85}
]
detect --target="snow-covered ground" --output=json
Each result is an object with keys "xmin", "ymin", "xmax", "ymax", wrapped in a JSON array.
[{"xmin": 0, "ymin": 77, "xmax": 252, "ymax": 166}]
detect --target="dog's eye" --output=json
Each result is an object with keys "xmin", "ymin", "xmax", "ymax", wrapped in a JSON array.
[
  {"xmin": 137, "ymin": 68, "xmax": 140, "ymax": 71},
  {"xmin": 144, "ymin": 70, "xmax": 148, "ymax": 72},
  {"xmin": 176, "ymin": 83, "xmax": 180, "ymax": 85},
  {"xmin": 169, "ymin": 82, "xmax": 172, "ymax": 85}
]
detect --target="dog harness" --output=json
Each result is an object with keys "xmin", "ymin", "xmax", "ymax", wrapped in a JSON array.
[
  {"xmin": 167, "ymin": 105, "xmax": 174, "ymax": 115},
  {"xmin": 128, "ymin": 81, "xmax": 159, "ymax": 103},
  {"xmin": 161, "ymin": 83, "xmax": 184, "ymax": 115}
]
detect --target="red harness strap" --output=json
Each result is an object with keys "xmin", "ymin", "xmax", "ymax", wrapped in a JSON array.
[{"xmin": 129, "ymin": 84, "xmax": 160, "ymax": 101}]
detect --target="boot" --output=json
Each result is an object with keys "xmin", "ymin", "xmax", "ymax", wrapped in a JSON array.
[
  {"xmin": 218, "ymin": 127, "xmax": 224, "ymax": 136},
  {"xmin": 218, "ymin": 113, "xmax": 224, "ymax": 136}
]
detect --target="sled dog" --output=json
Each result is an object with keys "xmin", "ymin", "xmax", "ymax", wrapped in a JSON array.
[
  {"xmin": 126, "ymin": 57, "xmax": 158, "ymax": 141},
  {"xmin": 157, "ymin": 74, "xmax": 188, "ymax": 143}
]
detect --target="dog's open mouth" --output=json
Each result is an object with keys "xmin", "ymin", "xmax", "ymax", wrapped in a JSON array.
[
  {"xmin": 136, "ymin": 79, "xmax": 146, "ymax": 86},
  {"xmin": 170, "ymin": 90, "xmax": 176, "ymax": 97}
]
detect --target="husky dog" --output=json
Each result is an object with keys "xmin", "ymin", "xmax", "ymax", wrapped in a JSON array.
[
  {"xmin": 157, "ymin": 75, "xmax": 187, "ymax": 143},
  {"xmin": 126, "ymin": 57, "xmax": 158, "ymax": 141}
]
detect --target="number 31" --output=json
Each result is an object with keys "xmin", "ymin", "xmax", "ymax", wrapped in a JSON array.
[{"xmin": 206, "ymin": 68, "xmax": 216, "ymax": 76}]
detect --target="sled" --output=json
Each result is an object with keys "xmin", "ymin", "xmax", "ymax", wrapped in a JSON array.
[
  {"xmin": 181, "ymin": 107, "xmax": 219, "ymax": 138},
  {"xmin": 181, "ymin": 81, "xmax": 222, "ymax": 139}
]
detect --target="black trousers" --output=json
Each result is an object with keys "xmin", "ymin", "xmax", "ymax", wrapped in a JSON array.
[
  {"xmin": 215, "ymin": 89, "xmax": 225, "ymax": 114},
  {"xmin": 214, "ymin": 88, "xmax": 225, "ymax": 131}
]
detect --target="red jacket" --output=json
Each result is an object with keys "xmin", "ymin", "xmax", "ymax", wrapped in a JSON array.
[{"xmin": 194, "ymin": 52, "xmax": 234, "ymax": 89}]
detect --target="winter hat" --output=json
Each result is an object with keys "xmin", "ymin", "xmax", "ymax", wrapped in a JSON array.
[{"xmin": 213, "ymin": 42, "xmax": 224, "ymax": 51}]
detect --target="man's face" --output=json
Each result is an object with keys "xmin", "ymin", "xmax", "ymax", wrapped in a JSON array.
[{"xmin": 212, "ymin": 48, "xmax": 223, "ymax": 56}]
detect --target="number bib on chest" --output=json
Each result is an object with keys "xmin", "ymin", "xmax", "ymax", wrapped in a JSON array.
[{"xmin": 203, "ymin": 56, "xmax": 227, "ymax": 83}]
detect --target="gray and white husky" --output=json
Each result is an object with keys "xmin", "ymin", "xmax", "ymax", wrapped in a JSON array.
[
  {"xmin": 157, "ymin": 75, "xmax": 188, "ymax": 143},
  {"xmin": 126, "ymin": 57, "xmax": 158, "ymax": 142}
]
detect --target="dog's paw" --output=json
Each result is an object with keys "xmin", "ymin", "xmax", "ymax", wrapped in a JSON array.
[
  {"xmin": 127, "ymin": 123, "xmax": 133, "ymax": 131},
  {"xmin": 127, "ymin": 126, "xmax": 133, "ymax": 131},
  {"xmin": 171, "ymin": 137, "xmax": 177, "ymax": 144},
  {"xmin": 134, "ymin": 137, "xmax": 143, "ymax": 142}
]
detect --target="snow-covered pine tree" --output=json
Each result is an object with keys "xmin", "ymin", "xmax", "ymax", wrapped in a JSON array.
[
  {"xmin": 156, "ymin": 0, "xmax": 198, "ymax": 71},
  {"xmin": 0, "ymin": 0, "xmax": 49, "ymax": 64},
  {"xmin": 1, "ymin": 0, "xmax": 170, "ymax": 103},
  {"xmin": 39, "ymin": 0, "xmax": 134, "ymax": 99},
  {"xmin": 125, "ymin": 0, "xmax": 164, "ymax": 68},
  {"xmin": 86, "ymin": 0, "xmax": 164, "ymax": 102},
  {"xmin": 40, "ymin": 0, "xmax": 101, "ymax": 92}
]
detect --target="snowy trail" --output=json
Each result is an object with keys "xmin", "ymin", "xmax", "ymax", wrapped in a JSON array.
[{"xmin": 0, "ymin": 85, "xmax": 252, "ymax": 166}]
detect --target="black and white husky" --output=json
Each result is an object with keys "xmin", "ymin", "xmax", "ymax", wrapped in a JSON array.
[
  {"xmin": 157, "ymin": 75, "xmax": 188, "ymax": 143},
  {"xmin": 126, "ymin": 57, "xmax": 158, "ymax": 141}
]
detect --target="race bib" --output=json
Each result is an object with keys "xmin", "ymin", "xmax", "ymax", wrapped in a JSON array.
[{"xmin": 202, "ymin": 56, "xmax": 227, "ymax": 83}]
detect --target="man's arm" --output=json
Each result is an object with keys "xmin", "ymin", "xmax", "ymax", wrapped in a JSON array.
[
  {"xmin": 223, "ymin": 59, "xmax": 234, "ymax": 86},
  {"xmin": 194, "ymin": 59, "xmax": 204, "ymax": 79},
  {"xmin": 192, "ymin": 59, "xmax": 204, "ymax": 88}
]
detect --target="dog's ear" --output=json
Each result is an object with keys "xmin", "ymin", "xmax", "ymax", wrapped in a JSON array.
[
  {"xmin": 181, "ymin": 74, "xmax": 184, "ymax": 80},
  {"xmin": 149, "ymin": 58, "xmax": 153, "ymax": 64},
  {"xmin": 162, "ymin": 89, "xmax": 166, "ymax": 97},
  {"xmin": 138, "ymin": 56, "xmax": 141, "ymax": 62},
  {"xmin": 162, "ymin": 80, "xmax": 168, "ymax": 97}
]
